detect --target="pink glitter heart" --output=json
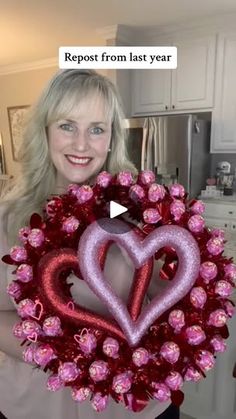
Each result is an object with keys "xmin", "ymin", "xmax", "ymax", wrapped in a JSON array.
[
  {"xmin": 31, "ymin": 300, "xmax": 43, "ymax": 321},
  {"xmin": 79, "ymin": 219, "xmax": 201, "ymax": 346},
  {"xmin": 27, "ymin": 332, "xmax": 38, "ymax": 342}
]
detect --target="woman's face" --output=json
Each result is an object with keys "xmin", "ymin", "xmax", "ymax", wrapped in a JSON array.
[{"xmin": 48, "ymin": 94, "xmax": 112, "ymax": 191}]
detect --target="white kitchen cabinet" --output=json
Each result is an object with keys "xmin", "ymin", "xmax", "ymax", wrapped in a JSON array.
[
  {"xmin": 171, "ymin": 36, "xmax": 216, "ymax": 111},
  {"xmin": 182, "ymin": 276, "xmax": 236, "ymax": 419},
  {"xmin": 182, "ymin": 262, "xmax": 236, "ymax": 419},
  {"xmin": 182, "ymin": 200, "xmax": 236, "ymax": 419},
  {"xmin": 204, "ymin": 216, "xmax": 236, "ymax": 234},
  {"xmin": 211, "ymin": 32, "xmax": 236, "ymax": 153},
  {"xmin": 131, "ymin": 37, "xmax": 172, "ymax": 114},
  {"xmin": 183, "ymin": 318, "xmax": 236, "ymax": 419},
  {"xmin": 203, "ymin": 201, "xmax": 236, "ymax": 236},
  {"xmin": 132, "ymin": 69, "xmax": 171, "ymax": 114},
  {"xmin": 132, "ymin": 35, "xmax": 216, "ymax": 115},
  {"xmin": 204, "ymin": 216, "xmax": 231, "ymax": 231}
]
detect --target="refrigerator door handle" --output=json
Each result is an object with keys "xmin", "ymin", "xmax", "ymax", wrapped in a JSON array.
[
  {"xmin": 153, "ymin": 118, "xmax": 159, "ymax": 175},
  {"xmin": 141, "ymin": 118, "xmax": 148, "ymax": 170},
  {"xmin": 163, "ymin": 117, "xmax": 168, "ymax": 165},
  {"xmin": 146, "ymin": 118, "xmax": 155, "ymax": 171},
  {"xmin": 157, "ymin": 117, "xmax": 164, "ymax": 171}
]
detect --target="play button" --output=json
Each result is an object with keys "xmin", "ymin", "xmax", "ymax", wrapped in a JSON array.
[{"xmin": 110, "ymin": 201, "xmax": 128, "ymax": 219}]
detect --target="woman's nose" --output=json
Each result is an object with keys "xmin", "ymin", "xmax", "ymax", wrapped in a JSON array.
[{"xmin": 73, "ymin": 131, "xmax": 89, "ymax": 151}]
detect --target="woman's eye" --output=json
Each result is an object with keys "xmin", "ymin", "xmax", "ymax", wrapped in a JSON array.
[
  {"xmin": 90, "ymin": 126, "xmax": 104, "ymax": 135},
  {"xmin": 59, "ymin": 123, "xmax": 74, "ymax": 132}
]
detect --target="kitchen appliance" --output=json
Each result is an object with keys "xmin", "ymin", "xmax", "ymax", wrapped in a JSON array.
[
  {"xmin": 124, "ymin": 114, "xmax": 211, "ymax": 199},
  {"xmin": 218, "ymin": 173, "xmax": 234, "ymax": 195},
  {"xmin": 215, "ymin": 161, "xmax": 234, "ymax": 195},
  {"xmin": 216, "ymin": 161, "xmax": 231, "ymax": 174}
]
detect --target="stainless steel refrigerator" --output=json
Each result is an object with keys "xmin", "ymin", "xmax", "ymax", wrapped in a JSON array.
[{"xmin": 124, "ymin": 114, "xmax": 211, "ymax": 199}]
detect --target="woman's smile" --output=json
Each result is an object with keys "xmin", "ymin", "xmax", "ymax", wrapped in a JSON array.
[{"xmin": 65, "ymin": 155, "xmax": 93, "ymax": 166}]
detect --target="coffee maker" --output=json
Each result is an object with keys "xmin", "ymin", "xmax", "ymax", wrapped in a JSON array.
[{"xmin": 216, "ymin": 161, "xmax": 234, "ymax": 195}]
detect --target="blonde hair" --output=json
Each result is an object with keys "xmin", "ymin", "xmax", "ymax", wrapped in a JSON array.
[{"xmin": 3, "ymin": 69, "xmax": 137, "ymax": 244}]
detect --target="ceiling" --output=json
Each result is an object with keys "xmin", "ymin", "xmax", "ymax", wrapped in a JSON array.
[{"xmin": 1, "ymin": 0, "xmax": 236, "ymax": 68}]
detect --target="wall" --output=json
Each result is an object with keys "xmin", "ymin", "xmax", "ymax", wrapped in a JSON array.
[{"xmin": 0, "ymin": 66, "xmax": 58, "ymax": 178}]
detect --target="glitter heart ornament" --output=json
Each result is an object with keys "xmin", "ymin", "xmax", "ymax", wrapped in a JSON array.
[
  {"xmin": 37, "ymin": 245, "xmax": 153, "ymax": 342},
  {"xmin": 78, "ymin": 218, "xmax": 201, "ymax": 346}
]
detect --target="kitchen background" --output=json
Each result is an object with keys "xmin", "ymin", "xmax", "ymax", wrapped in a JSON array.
[{"xmin": 1, "ymin": 1, "xmax": 236, "ymax": 419}]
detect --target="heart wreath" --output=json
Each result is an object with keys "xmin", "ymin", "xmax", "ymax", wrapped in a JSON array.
[{"xmin": 3, "ymin": 170, "xmax": 236, "ymax": 413}]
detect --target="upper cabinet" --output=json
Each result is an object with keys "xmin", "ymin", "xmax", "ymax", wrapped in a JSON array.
[
  {"xmin": 171, "ymin": 36, "xmax": 216, "ymax": 111},
  {"xmin": 132, "ymin": 34, "xmax": 216, "ymax": 115},
  {"xmin": 131, "ymin": 68, "xmax": 171, "ymax": 114},
  {"xmin": 211, "ymin": 32, "xmax": 236, "ymax": 153}
]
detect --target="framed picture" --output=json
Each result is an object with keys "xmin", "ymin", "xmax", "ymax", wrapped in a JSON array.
[
  {"xmin": 7, "ymin": 105, "xmax": 30, "ymax": 161},
  {"xmin": 0, "ymin": 133, "xmax": 6, "ymax": 174}
]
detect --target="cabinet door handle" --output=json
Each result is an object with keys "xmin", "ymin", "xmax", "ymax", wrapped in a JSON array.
[
  {"xmin": 228, "ymin": 211, "xmax": 233, "ymax": 214},
  {"xmin": 224, "ymin": 223, "xmax": 228, "ymax": 228},
  {"xmin": 172, "ymin": 105, "xmax": 175, "ymax": 109},
  {"xmin": 165, "ymin": 105, "xmax": 168, "ymax": 110}
]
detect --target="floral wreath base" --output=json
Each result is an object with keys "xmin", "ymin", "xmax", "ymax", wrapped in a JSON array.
[{"xmin": 3, "ymin": 170, "xmax": 236, "ymax": 413}]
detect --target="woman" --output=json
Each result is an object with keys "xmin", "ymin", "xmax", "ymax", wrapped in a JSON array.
[{"xmin": 0, "ymin": 69, "xmax": 179, "ymax": 419}]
